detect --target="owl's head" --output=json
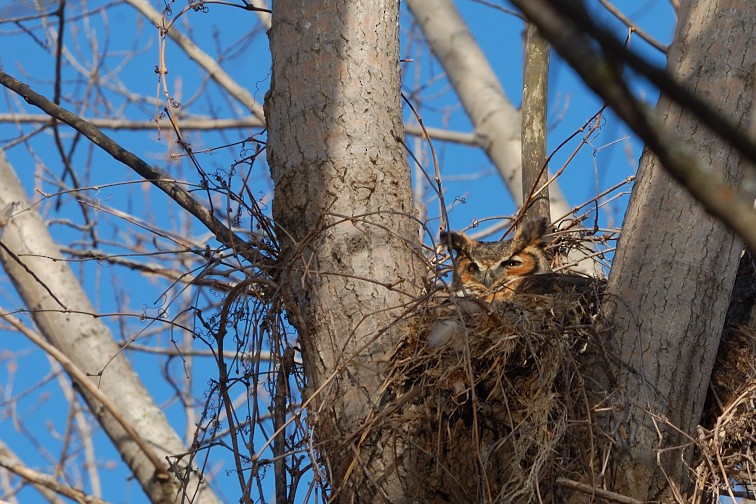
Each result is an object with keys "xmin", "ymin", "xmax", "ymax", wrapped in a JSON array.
[{"xmin": 440, "ymin": 218, "xmax": 552, "ymax": 297}]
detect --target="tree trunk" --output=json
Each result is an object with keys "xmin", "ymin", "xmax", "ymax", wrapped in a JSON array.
[
  {"xmin": 265, "ymin": 1, "xmax": 425, "ymax": 501},
  {"xmin": 605, "ymin": 0, "xmax": 756, "ymax": 499}
]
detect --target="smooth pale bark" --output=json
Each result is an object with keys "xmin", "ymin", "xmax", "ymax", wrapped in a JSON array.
[
  {"xmin": 0, "ymin": 151, "xmax": 220, "ymax": 504},
  {"xmin": 266, "ymin": 1, "xmax": 425, "ymax": 501},
  {"xmin": 606, "ymin": 0, "xmax": 756, "ymax": 499}
]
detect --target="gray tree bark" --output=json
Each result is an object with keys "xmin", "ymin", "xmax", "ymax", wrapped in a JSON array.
[
  {"xmin": 605, "ymin": 0, "xmax": 756, "ymax": 499},
  {"xmin": 265, "ymin": 1, "xmax": 425, "ymax": 501},
  {"xmin": 521, "ymin": 23, "xmax": 551, "ymax": 225}
]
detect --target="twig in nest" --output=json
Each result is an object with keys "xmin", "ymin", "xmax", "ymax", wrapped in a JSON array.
[{"xmin": 556, "ymin": 478, "xmax": 643, "ymax": 504}]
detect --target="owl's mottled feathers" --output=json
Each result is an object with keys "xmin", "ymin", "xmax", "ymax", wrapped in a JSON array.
[{"xmin": 441, "ymin": 218, "xmax": 552, "ymax": 301}]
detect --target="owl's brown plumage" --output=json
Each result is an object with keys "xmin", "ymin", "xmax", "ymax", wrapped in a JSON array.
[{"xmin": 441, "ymin": 218, "xmax": 552, "ymax": 301}]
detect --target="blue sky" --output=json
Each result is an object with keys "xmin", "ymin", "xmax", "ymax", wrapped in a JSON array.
[
  {"xmin": 0, "ymin": 1, "xmax": 677, "ymax": 502},
  {"xmin": 426, "ymin": 1, "xmax": 675, "ymax": 235}
]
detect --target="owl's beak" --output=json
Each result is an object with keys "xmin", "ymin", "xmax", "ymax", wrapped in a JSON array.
[{"xmin": 482, "ymin": 269, "xmax": 494, "ymax": 288}]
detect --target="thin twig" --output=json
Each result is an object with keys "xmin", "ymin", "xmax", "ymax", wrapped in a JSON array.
[
  {"xmin": 510, "ymin": 0, "xmax": 756, "ymax": 251},
  {"xmin": 556, "ymin": 478, "xmax": 643, "ymax": 504},
  {"xmin": 0, "ymin": 70, "xmax": 270, "ymax": 265},
  {"xmin": 598, "ymin": 0, "xmax": 667, "ymax": 53}
]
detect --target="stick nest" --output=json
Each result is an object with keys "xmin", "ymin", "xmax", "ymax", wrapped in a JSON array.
[
  {"xmin": 694, "ymin": 325, "xmax": 756, "ymax": 503},
  {"xmin": 382, "ymin": 277, "xmax": 616, "ymax": 502}
]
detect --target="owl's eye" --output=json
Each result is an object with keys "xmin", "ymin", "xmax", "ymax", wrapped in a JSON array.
[
  {"xmin": 467, "ymin": 263, "xmax": 480, "ymax": 273},
  {"xmin": 501, "ymin": 258, "xmax": 521, "ymax": 268}
]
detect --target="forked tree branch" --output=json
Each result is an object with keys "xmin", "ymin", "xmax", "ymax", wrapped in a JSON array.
[
  {"xmin": 0, "ymin": 70, "xmax": 270, "ymax": 264},
  {"xmin": 1, "ymin": 313, "xmax": 169, "ymax": 481},
  {"xmin": 511, "ymin": 0, "xmax": 756, "ymax": 251},
  {"xmin": 0, "ymin": 440, "xmax": 108, "ymax": 504},
  {"xmin": 123, "ymin": 0, "xmax": 266, "ymax": 121}
]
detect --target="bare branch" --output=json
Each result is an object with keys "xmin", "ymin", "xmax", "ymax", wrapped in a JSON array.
[
  {"xmin": 511, "ymin": 0, "xmax": 756, "ymax": 250},
  {"xmin": 0, "ymin": 440, "xmax": 65, "ymax": 504},
  {"xmin": 0, "ymin": 441, "xmax": 108, "ymax": 504},
  {"xmin": 0, "ymin": 113, "xmax": 478, "ymax": 145},
  {"xmin": 556, "ymin": 478, "xmax": 643, "ymax": 504},
  {"xmin": 521, "ymin": 23, "xmax": 551, "ymax": 223},
  {"xmin": 529, "ymin": 0, "xmax": 756, "ymax": 169},
  {"xmin": 0, "ymin": 70, "xmax": 268, "ymax": 263},
  {"xmin": 0, "ymin": 312, "xmax": 169, "ymax": 483},
  {"xmin": 124, "ymin": 0, "xmax": 265, "ymax": 120},
  {"xmin": 598, "ymin": 0, "xmax": 668, "ymax": 53}
]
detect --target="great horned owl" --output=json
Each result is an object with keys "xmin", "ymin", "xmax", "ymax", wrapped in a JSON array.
[{"xmin": 440, "ymin": 218, "xmax": 552, "ymax": 301}]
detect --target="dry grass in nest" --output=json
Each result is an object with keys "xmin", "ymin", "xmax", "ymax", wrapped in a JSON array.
[
  {"xmin": 707, "ymin": 326, "xmax": 756, "ymax": 422},
  {"xmin": 382, "ymin": 279, "xmax": 616, "ymax": 502},
  {"xmin": 350, "ymin": 275, "xmax": 756, "ymax": 503},
  {"xmin": 694, "ymin": 329, "xmax": 756, "ymax": 503}
]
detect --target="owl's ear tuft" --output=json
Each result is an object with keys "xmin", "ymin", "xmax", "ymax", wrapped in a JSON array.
[
  {"xmin": 440, "ymin": 230, "xmax": 475, "ymax": 257},
  {"xmin": 513, "ymin": 218, "xmax": 550, "ymax": 250}
]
